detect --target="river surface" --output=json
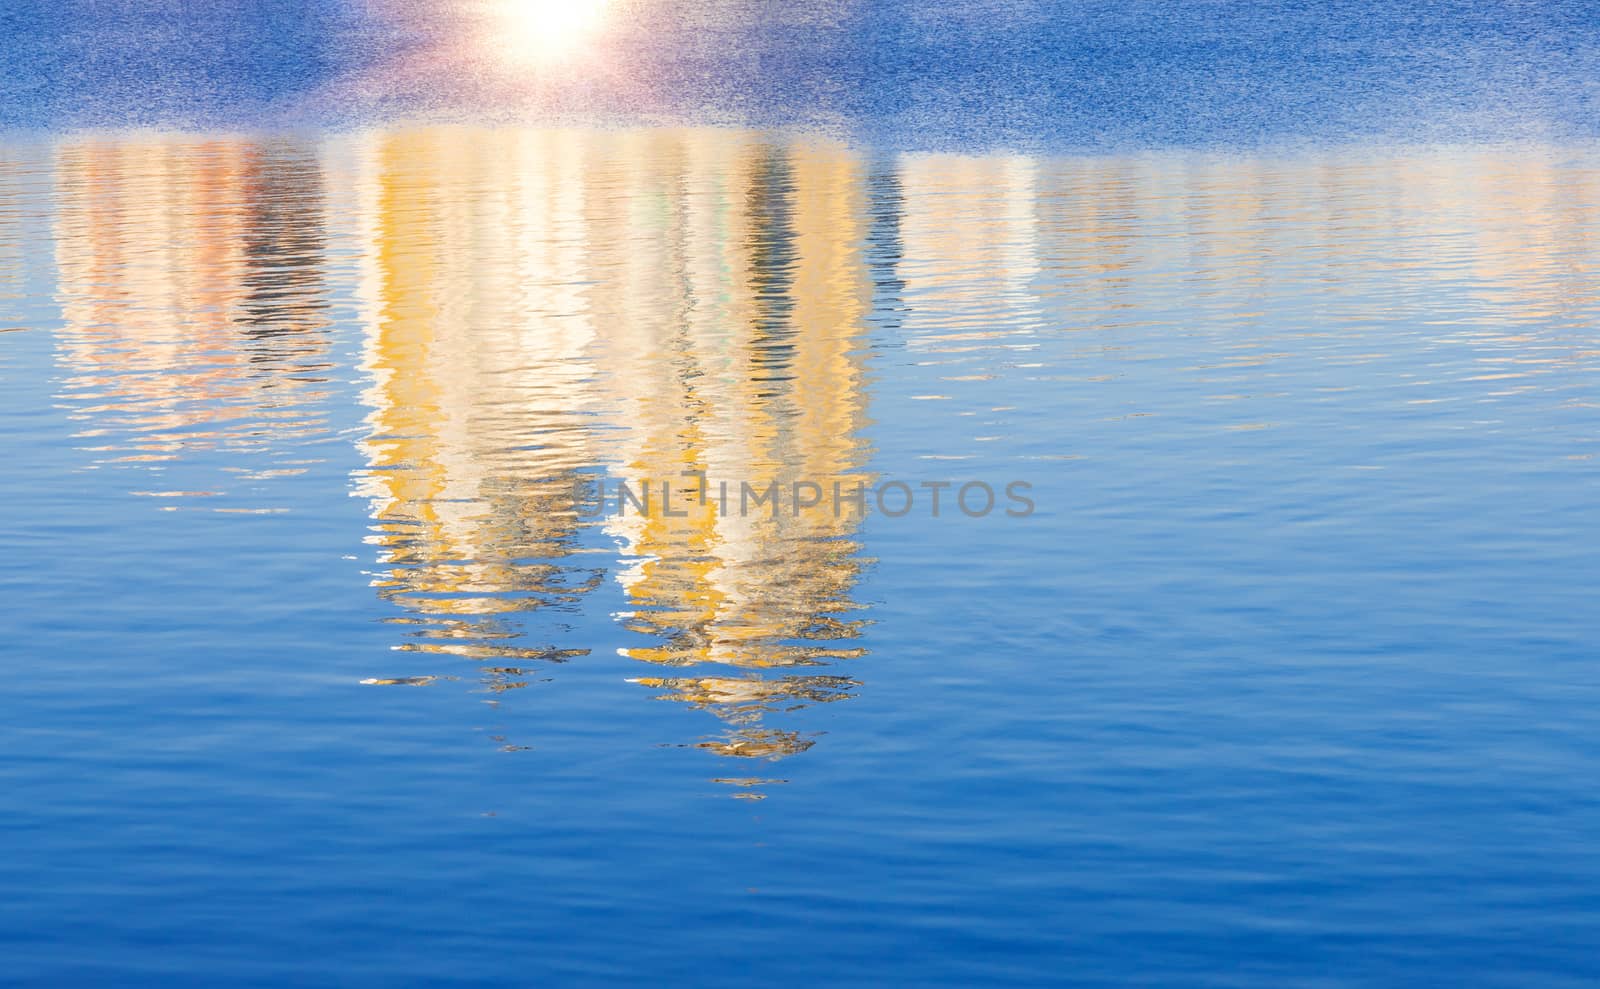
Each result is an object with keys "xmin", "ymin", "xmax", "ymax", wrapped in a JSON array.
[
  {"xmin": 5, "ymin": 2, "xmax": 1600, "ymax": 986},
  {"xmin": 3, "ymin": 129, "xmax": 1599, "ymax": 987}
]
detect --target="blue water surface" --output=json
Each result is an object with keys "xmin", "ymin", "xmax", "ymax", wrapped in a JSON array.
[{"xmin": 3, "ymin": 4, "xmax": 1600, "ymax": 987}]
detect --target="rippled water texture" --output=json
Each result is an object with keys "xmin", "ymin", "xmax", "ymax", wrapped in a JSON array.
[{"xmin": 3, "ymin": 131, "xmax": 1600, "ymax": 985}]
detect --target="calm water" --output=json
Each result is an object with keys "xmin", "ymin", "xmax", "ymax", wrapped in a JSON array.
[{"xmin": 2, "ymin": 129, "xmax": 1599, "ymax": 985}]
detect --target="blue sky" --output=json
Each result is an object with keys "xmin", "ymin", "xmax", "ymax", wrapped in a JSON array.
[{"xmin": 4, "ymin": 1, "xmax": 1596, "ymax": 148}]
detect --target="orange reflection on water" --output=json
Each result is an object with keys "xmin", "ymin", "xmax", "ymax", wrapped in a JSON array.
[{"xmin": 51, "ymin": 136, "xmax": 335, "ymax": 504}]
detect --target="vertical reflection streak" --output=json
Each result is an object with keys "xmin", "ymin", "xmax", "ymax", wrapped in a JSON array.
[
  {"xmin": 349, "ymin": 129, "xmax": 602, "ymax": 684},
  {"xmin": 585, "ymin": 133, "xmax": 878, "ymax": 781}
]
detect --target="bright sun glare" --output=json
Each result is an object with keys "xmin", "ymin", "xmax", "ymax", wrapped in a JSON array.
[{"xmin": 486, "ymin": 0, "xmax": 614, "ymax": 62}]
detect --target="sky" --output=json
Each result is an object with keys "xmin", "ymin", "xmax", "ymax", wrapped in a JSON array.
[{"xmin": 4, "ymin": 1, "xmax": 1598, "ymax": 149}]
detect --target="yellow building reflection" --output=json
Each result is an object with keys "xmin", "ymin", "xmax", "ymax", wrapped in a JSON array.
[
  {"xmin": 582, "ymin": 132, "xmax": 875, "ymax": 768},
  {"xmin": 339, "ymin": 128, "xmax": 604, "ymax": 684},
  {"xmin": 342, "ymin": 128, "xmax": 878, "ymax": 776}
]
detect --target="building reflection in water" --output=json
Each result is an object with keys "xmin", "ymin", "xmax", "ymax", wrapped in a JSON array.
[
  {"xmin": 896, "ymin": 153, "xmax": 1044, "ymax": 354},
  {"xmin": 51, "ymin": 136, "xmax": 336, "ymax": 505},
  {"xmin": 338, "ymin": 128, "xmax": 604, "ymax": 692},
  {"xmin": 45, "ymin": 130, "xmax": 1597, "ymax": 787},
  {"xmin": 582, "ymin": 132, "xmax": 876, "ymax": 767},
  {"xmin": 338, "ymin": 128, "xmax": 878, "ymax": 780}
]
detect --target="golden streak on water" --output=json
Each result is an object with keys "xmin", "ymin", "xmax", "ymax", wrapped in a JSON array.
[{"xmin": 334, "ymin": 128, "xmax": 875, "ymax": 773}]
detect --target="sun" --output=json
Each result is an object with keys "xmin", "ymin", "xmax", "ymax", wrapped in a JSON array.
[{"xmin": 483, "ymin": 0, "xmax": 614, "ymax": 63}]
